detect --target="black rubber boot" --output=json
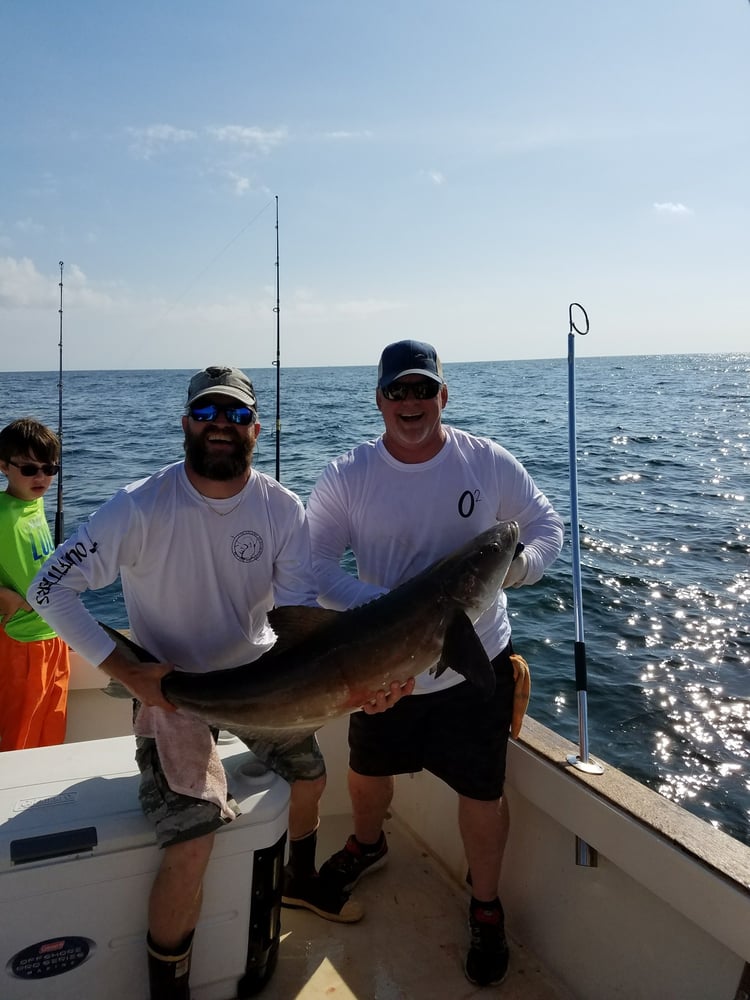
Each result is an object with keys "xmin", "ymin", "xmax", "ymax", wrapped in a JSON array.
[
  {"xmin": 147, "ymin": 930, "xmax": 194, "ymax": 1000},
  {"xmin": 287, "ymin": 827, "xmax": 318, "ymax": 879},
  {"xmin": 282, "ymin": 828, "xmax": 364, "ymax": 923}
]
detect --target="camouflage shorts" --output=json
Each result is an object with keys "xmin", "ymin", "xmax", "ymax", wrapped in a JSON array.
[
  {"xmin": 240, "ymin": 732, "xmax": 326, "ymax": 784},
  {"xmin": 135, "ymin": 732, "xmax": 325, "ymax": 848}
]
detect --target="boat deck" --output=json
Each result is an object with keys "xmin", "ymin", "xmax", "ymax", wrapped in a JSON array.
[
  {"xmin": 60, "ymin": 681, "xmax": 750, "ymax": 999},
  {"xmin": 268, "ymin": 812, "xmax": 573, "ymax": 1000}
]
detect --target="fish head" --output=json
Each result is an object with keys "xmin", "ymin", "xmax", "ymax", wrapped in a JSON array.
[{"xmin": 439, "ymin": 520, "xmax": 520, "ymax": 618}]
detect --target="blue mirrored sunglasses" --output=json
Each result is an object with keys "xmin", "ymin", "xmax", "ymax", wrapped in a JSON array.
[{"xmin": 188, "ymin": 403, "xmax": 256, "ymax": 426}]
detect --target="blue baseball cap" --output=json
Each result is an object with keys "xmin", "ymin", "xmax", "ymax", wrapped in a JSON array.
[{"xmin": 377, "ymin": 340, "xmax": 442, "ymax": 388}]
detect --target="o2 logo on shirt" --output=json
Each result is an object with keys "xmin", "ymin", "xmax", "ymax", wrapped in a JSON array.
[
  {"xmin": 458, "ymin": 489, "xmax": 482, "ymax": 518},
  {"xmin": 232, "ymin": 531, "xmax": 264, "ymax": 563}
]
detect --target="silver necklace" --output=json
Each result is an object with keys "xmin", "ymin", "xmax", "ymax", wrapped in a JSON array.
[{"xmin": 197, "ymin": 491, "xmax": 243, "ymax": 517}]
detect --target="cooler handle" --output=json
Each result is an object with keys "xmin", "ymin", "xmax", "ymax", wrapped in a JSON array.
[{"xmin": 10, "ymin": 826, "xmax": 99, "ymax": 865}]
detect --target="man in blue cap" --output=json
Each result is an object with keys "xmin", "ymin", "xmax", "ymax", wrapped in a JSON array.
[{"xmin": 306, "ymin": 340, "xmax": 564, "ymax": 988}]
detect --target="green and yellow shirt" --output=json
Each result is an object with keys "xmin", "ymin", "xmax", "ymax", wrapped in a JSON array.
[{"xmin": 0, "ymin": 492, "xmax": 57, "ymax": 641}]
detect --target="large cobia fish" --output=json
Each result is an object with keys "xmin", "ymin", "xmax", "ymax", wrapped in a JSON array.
[{"xmin": 104, "ymin": 520, "xmax": 523, "ymax": 749}]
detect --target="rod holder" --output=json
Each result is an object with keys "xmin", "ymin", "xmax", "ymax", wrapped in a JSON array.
[
  {"xmin": 567, "ymin": 754, "xmax": 605, "ymax": 775},
  {"xmin": 574, "ymin": 836, "xmax": 599, "ymax": 868}
]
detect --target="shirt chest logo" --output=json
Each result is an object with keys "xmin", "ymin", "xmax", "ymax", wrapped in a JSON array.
[{"xmin": 232, "ymin": 530, "xmax": 264, "ymax": 563}]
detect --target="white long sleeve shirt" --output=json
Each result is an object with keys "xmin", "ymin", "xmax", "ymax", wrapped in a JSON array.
[
  {"xmin": 306, "ymin": 425, "xmax": 564, "ymax": 694},
  {"xmin": 29, "ymin": 461, "xmax": 319, "ymax": 672}
]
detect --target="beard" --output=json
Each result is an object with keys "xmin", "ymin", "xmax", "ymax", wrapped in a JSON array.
[{"xmin": 184, "ymin": 425, "xmax": 255, "ymax": 480}]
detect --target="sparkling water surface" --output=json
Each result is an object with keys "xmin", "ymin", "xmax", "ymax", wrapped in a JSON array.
[{"xmin": 2, "ymin": 354, "xmax": 748, "ymax": 845}]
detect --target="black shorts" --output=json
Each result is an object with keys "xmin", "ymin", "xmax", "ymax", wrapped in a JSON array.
[{"xmin": 348, "ymin": 643, "xmax": 515, "ymax": 801}]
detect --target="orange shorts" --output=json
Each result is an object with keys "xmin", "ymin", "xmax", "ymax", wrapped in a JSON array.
[{"xmin": 0, "ymin": 630, "xmax": 70, "ymax": 751}]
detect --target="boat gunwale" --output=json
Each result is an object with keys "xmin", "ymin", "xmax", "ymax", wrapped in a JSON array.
[{"xmin": 513, "ymin": 716, "xmax": 750, "ymax": 897}]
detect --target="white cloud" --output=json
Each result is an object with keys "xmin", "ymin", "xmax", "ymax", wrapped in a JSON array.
[
  {"xmin": 62, "ymin": 263, "xmax": 116, "ymax": 308},
  {"xmin": 226, "ymin": 171, "xmax": 251, "ymax": 196},
  {"xmin": 289, "ymin": 288, "xmax": 403, "ymax": 321},
  {"xmin": 653, "ymin": 201, "xmax": 693, "ymax": 216},
  {"xmin": 0, "ymin": 257, "xmax": 114, "ymax": 309},
  {"xmin": 207, "ymin": 125, "xmax": 287, "ymax": 154},
  {"xmin": 127, "ymin": 124, "xmax": 198, "ymax": 159},
  {"xmin": 209, "ymin": 168, "xmax": 271, "ymax": 198},
  {"xmin": 334, "ymin": 298, "xmax": 403, "ymax": 317},
  {"xmin": 418, "ymin": 168, "xmax": 446, "ymax": 186},
  {"xmin": 324, "ymin": 130, "xmax": 373, "ymax": 140},
  {"xmin": 0, "ymin": 257, "xmax": 53, "ymax": 307},
  {"xmin": 26, "ymin": 172, "xmax": 58, "ymax": 198},
  {"xmin": 15, "ymin": 217, "xmax": 45, "ymax": 235}
]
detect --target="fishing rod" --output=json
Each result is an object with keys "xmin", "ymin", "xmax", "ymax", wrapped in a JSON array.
[
  {"xmin": 273, "ymin": 195, "xmax": 281, "ymax": 481},
  {"xmin": 566, "ymin": 301, "xmax": 603, "ymax": 867},
  {"xmin": 54, "ymin": 261, "xmax": 64, "ymax": 546}
]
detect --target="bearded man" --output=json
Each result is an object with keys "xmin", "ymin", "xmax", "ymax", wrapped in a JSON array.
[{"xmin": 29, "ymin": 366, "xmax": 404, "ymax": 998}]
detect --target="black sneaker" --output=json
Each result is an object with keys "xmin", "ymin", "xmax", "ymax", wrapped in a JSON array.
[
  {"xmin": 465, "ymin": 900, "xmax": 509, "ymax": 987},
  {"xmin": 318, "ymin": 833, "xmax": 389, "ymax": 892},
  {"xmin": 281, "ymin": 866, "xmax": 364, "ymax": 923}
]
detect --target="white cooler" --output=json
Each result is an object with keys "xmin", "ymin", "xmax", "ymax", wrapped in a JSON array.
[{"xmin": 0, "ymin": 734, "xmax": 290, "ymax": 999}]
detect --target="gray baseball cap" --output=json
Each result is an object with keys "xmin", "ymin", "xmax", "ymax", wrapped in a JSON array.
[{"xmin": 186, "ymin": 366, "xmax": 257, "ymax": 409}]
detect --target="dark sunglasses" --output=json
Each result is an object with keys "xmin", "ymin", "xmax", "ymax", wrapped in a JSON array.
[
  {"xmin": 188, "ymin": 403, "xmax": 256, "ymax": 426},
  {"xmin": 8, "ymin": 459, "xmax": 60, "ymax": 477},
  {"xmin": 380, "ymin": 379, "xmax": 442, "ymax": 402}
]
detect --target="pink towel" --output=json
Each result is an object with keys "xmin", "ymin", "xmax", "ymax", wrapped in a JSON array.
[{"xmin": 134, "ymin": 705, "xmax": 237, "ymax": 822}]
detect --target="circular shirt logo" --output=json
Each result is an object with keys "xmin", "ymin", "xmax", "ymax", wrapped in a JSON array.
[{"xmin": 232, "ymin": 530, "xmax": 264, "ymax": 563}]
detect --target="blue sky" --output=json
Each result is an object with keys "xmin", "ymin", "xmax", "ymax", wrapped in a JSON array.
[{"xmin": 2, "ymin": 1, "xmax": 748, "ymax": 371}]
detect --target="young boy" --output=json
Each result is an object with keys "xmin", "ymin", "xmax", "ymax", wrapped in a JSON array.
[{"xmin": 0, "ymin": 417, "xmax": 70, "ymax": 750}]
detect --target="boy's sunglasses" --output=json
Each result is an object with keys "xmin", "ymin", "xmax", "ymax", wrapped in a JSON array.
[
  {"xmin": 188, "ymin": 403, "xmax": 256, "ymax": 426},
  {"xmin": 8, "ymin": 459, "xmax": 60, "ymax": 477},
  {"xmin": 380, "ymin": 379, "xmax": 442, "ymax": 402}
]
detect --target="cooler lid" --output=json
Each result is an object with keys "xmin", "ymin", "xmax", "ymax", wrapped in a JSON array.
[{"xmin": 0, "ymin": 735, "xmax": 288, "ymax": 873}]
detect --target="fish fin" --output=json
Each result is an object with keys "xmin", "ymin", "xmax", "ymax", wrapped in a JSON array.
[
  {"xmin": 435, "ymin": 610, "xmax": 496, "ymax": 699},
  {"xmin": 97, "ymin": 621, "xmax": 158, "ymax": 663},
  {"xmin": 267, "ymin": 605, "xmax": 341, "ymax": 655}
]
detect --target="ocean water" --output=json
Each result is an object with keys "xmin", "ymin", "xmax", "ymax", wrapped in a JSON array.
[{"xmin": 1, "ymin": 354, "xmax": 748, "ymax": 846}]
